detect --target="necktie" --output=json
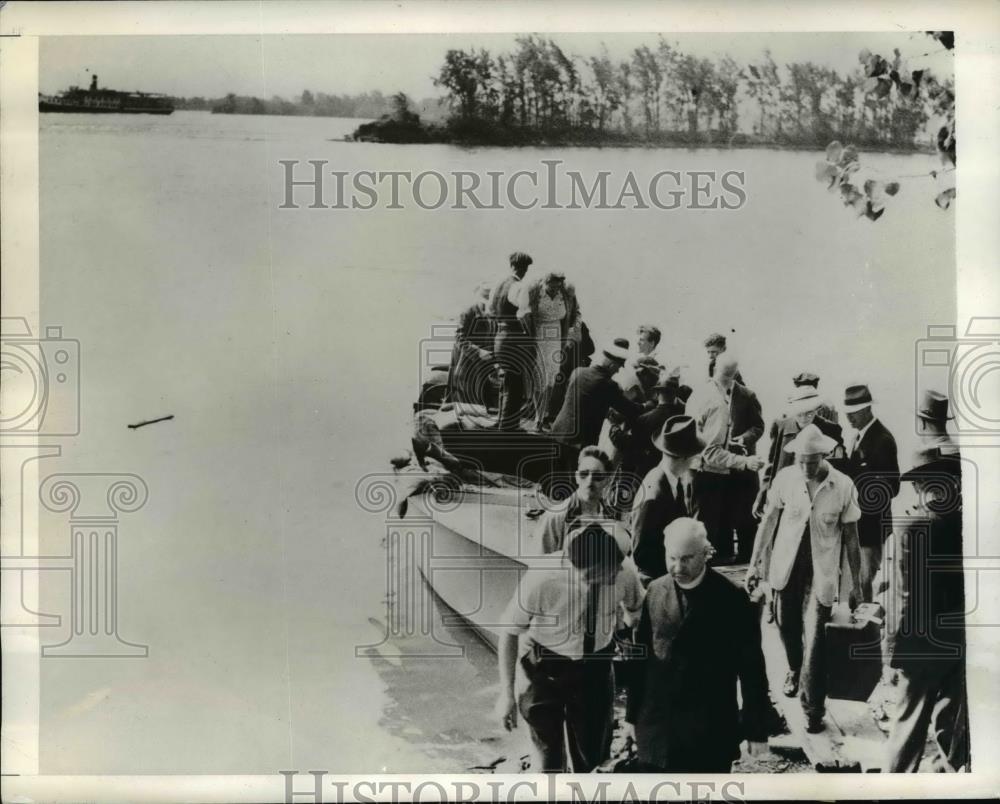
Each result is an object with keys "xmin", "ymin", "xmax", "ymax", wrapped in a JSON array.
[
  {"xmin": 583, "ymin": 581, "xmax": 599, "ymax": 656},
  {"xmin": 676, "ymin": 478, "xmax": 687, "ymax": 515}
]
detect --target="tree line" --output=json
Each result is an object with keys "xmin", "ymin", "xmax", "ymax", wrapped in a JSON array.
[
  {"xmin": 431, "ymin": 36, "xmax": 951, "ymax": 149},
  {"xmin": 171, "ymin": 90, "xmax": 447, "ymax": 120}
]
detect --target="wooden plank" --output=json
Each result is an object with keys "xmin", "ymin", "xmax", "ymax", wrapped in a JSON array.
[{"xmin": 760, "ymin": 618, "xmax": 850, "ymax": 769}]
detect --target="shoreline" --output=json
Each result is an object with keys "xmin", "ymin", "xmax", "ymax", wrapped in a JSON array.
[{"xmin": 341, "ymin": 134, "xmax": 934, "ymax": 156}]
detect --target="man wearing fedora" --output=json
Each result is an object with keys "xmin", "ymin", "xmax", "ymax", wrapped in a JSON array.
[
  {"xmin": 689, "ymin": 353, "xmax": 765, "ymax": 563},
  {"xmin": 747, "ymin": 424, "xmax": 862, "ymax": 733},
  {"xmin": 624, "ymin": 518, "xmax": 771, "ymax": 772},
  {"xmin": 917, "ymin": 389, "xmax": 959, "ymax": 457},
  {"xmin": 882, "ymin": 447, "xmax": 968, "ymax": 772},
  {"xmin": 755, "ymin": 383, "xmax": 844, "ymax": 518},
  {"xmin": 842, "ymin": 384, "xmax": 900, "ymax": 603},
  {"xmin": 631, "ymin": 416, "xmax": 705, "ymax": 583},
  {"xmin": 549, "ymin": 341, "xmax": 642, "ymax": 493}
]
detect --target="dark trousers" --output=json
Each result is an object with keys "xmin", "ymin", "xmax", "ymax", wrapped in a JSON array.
[
  {"xmin": 884, "ymin": 660, "xmax": 969, "ymax": 772},
  {"xmin": 495, "ymin": 329, "xmax": 533, "ymax": 431},
  {"xmin": 698, "ymin": 472, "xmax": 731, "ymax": 557},
  {"xmin": 730, "ymin": 469, "xmax": 760, "ymax": 562},
  {"xmin": 859, "ymin": 540, "xmax": 883, "ymax": 603},
  {"xmin": 497, "ymin": 365, "xmax": 526, "ymax": 430},
  {"xmin": 774, "ymin": 529, "xmax": 831, "ymax": 720},
  {"xmin": 698, "ymin": 469, "xmax": 758, "ymax": 561},
  {"xmin": 518, "ymin": 648, "xmax": 615, "ymax": 773}
]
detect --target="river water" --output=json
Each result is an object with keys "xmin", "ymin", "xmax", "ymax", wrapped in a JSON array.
[{"xmin": 37, "ymin": 111, "xmax": 953, "ymax": 773}]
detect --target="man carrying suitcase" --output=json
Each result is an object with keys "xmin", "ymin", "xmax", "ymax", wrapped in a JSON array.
[{"xmin": 746, "ymin": 424, "xmax": 863, "ymax": 733}]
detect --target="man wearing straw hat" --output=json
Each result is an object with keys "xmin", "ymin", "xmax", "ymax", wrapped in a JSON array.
[
  {"xmin": 754, "ymin": 383, "xmax": 844, "ymax": 518},
  {"xmin": 792, "ymin": 371, "xmax": 839, "ymax": 424},
  {"xmin": 842, "ymin": 384, "xmax": 900, "ymax": 604},
  {"xmin": 746, "ymin": 424, "xmax": 862, "ymax": 733}
]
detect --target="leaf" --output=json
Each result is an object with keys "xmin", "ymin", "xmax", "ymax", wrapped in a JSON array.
[
  {"xmin": 815, "ymin": 161, "xmax": 839, "ymax": 185},
  {"xmin": 911, "ymin": 69, "xmax": 925, "ymax": 90},
  {"xmin": 899, "ymin": 82, "xmax": 913, "ymax": 98},
  {"xmin": 864, "ymin": 201, "xmax": 885, "ymax": 221},
  {"xmin": 863, "ymin": 179, "xmax": 877, "ymax": 197},
  {"xmin": 748, "ymin": 64, "xmax": 760, "ymax": 79},
  {"xmin": 840, "ymin": 183, "xmax": 863, "ymax": 204},
  {"xmin": 935, "ymin": 187, "xmax": 956, "ymax": 210},
  {"xmin": 884, "ymin": 182, "xmax": 900, "ymax": 196},
  {"xmin": 825, "ymin": 140, "xmax": 843, "ymax": 163},
  {"xmin": 874, "ymin": 78, "xmax": 893, "ymax": 99},
  {"xmin": 889, "ymin": 69, "xmax": 901, "ymax": 87},
  {"xmin": 840, "ymin": 144, "xmax": 859, "ymax": 166},
  {"xmin": 862, "ymin": 76, "xmax": 881, "ymax": 94}
]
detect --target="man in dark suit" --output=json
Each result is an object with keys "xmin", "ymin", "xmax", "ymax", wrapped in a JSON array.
[
  {"xmin": 755, "ymin": 385, "xmax": 844, "ymax": 517},
  {"xmin": 690, "ymin": 354, "xmax": 765, "ymax": 562},
  {"xmin": 625, "ymin": 518, "xmax": 770, "ymax": 772},
  {"xmin": 631, "ymin": 416, "xmax": 705, "ymax": 583},
  {"xmin": 549, "ymin": 342, "xmax": 642, "ymax": 486},
  {"xmin": 882, "ymin": 449, "xmax": 968, "ymax": 772},
  {"xmin": 842, "ymin": 384, "xmax": 900, "ymax": 603}
]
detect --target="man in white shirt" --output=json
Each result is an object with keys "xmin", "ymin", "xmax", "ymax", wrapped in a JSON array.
[
  {"xmin": 746, "ymin": 424, "xmax": 862, "ymax": 733},
  {"xmin": 495, "ymin": 523, "xmax": 644, "ymax": 772}
]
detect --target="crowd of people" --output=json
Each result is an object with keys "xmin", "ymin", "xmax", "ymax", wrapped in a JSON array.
[{"xmin": 438, "ymin": 252, "xmax": 969, "ymax": 774}]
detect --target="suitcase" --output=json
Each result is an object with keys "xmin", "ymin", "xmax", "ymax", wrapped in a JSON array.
[{"xmin": 824, "ymin": 603, "xmax": 883, "ymax": 702}]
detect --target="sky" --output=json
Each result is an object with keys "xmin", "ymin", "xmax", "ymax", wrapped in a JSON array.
[{"xmin": 40, "ymin": 32, "xmax": 953, "ymax": 100}]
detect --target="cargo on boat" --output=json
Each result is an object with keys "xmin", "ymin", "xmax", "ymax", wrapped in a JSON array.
[{"xmin": 39, "ymin": 75, "xmax": 174, "ymax": 115}]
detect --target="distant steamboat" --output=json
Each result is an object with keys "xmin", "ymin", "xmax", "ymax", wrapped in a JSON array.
[{"xmin": 39, "ymin": 75, "xmax": 174, "ymax": 115}]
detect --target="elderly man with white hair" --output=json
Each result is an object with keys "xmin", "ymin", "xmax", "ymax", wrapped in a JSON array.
[
  {"xmin": 746, "ymin": 424, "xmax": 863, "ymax": 734},
  {"xmin": 689, "ymin": 352, "xmax": 765, "ymax": 563},
  {"xmin": 624, "ymin": 518, "xmax": 771, "ymax": 772}
]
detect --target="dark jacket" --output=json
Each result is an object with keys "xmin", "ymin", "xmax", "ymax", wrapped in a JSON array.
[
  {"xmin": 550, "ymin": 364, "xmax": 641, "ymax": 449},
  {"xmin": 885, "ymin": 508, "xmax": 965, "ymax": 671},
  {"xmin": 728, "ymin": 382, "xmax": 765, "ymax": 456},
  {"xmin": 761, "ymin": 413, "xmax": 844, "ymax": 493},
  {"xmin": 844, "ymin": 418, "xmax": 900, "ymax": 548},
  {"xmin": 447, "ymin": 304, "xmax": 495, "ymax": 405},
  {"xmin": 631, "ymin": 466, "xmax": 700, "ymax": 581},
  {"xmin": 488, "ymin": 274, "xmax": 531, "ymax": 370},
  {"xmin": 626, "ymin": 569, "xmax": 770, "ymax": 769}
]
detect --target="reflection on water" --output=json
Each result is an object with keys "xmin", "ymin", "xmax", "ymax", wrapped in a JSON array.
[{"xmin": 363, "ymin": 542, "xmax": 525, "ymax": 772}]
